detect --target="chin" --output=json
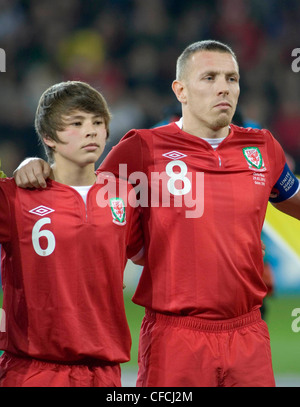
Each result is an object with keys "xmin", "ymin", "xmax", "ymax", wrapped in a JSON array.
[
  {"xmin": 79, "ymin": 158, "xmax": 98, "ymax": 167},
  {"xmin": 212, "ymin": 117, "xmax": 231, "ymax": 130},
  {"xmin": 85, "ymin": 152, "xmax": 102, "ymax": 163}
]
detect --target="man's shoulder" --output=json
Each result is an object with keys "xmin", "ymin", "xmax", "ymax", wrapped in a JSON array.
[
  {"xmin": 231, "ymin": 124, "xmax": 274, "ymax": 141},
  {"xmin": 125, "ymin": 123, "xmax": 178, "ymax": 138},
  {"xmin": 96, "ymin": 171, "xmax": 133, "ymax": 188}
]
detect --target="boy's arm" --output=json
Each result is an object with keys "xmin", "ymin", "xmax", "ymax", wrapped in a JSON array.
[{"xmin": 13, "ymin": 158, "xmax": 51, "ymax": 189}]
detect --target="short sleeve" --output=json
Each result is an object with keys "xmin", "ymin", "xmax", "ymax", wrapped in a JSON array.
[
  {"xmin": 126, "ymin": 206, "xmax": 144, "ymax": 262},
  {"xmin": 98, "ymin": 130, "xmax": 144, "ymax": 179},
  {"xmin": 124, "ymin": 181, "xmax": 144, "ymax": 261},
  {"xmin": 266, "ymin": 130, "xmax": 287, "ymax": 188}
]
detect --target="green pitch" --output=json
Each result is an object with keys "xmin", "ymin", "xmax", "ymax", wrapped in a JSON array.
[{"xmin": 266, "ymin": 295, "xmax": 300, "ymax": 374}]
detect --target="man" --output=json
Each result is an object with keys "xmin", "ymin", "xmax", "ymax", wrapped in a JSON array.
[
  {"xmin": 0, "ymin": 81, "xmax": 143, "ymax": 387},
  {"xmin": 13, "ymin": 41, "xmax": 300, "ymax": 387}
]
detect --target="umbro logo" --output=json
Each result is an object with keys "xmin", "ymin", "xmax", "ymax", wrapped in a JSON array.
[
  {"xmin": 162, "ymin": 151, "xmax": 187, "ymax": 160},
  {"xmin": 29, "ymin": 205, "xmax": 55, "ymax": 216}
]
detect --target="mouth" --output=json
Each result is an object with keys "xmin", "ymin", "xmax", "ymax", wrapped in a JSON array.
[
  {"xmin": 214, "ymin": 102, "xmax": 232, "ymax": 109},
  {"xmin": 82, "ymin": 143, "xmax": 100, "ymax": 151}
]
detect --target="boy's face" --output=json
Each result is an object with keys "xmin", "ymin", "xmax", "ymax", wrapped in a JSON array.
[{"xmin": 44, "ymin": 110, "xmax": 107, "ymax": 168}]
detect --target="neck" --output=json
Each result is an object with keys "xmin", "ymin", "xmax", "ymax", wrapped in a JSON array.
[
  {"xmin": 181, "ymin": 113, "xmax": 231, "ymax": 139},
  {"xmin": 50, "ymin": 163, "xmax": 96, "ymax": 186},
  {"xmin": 182, "ymin": 121, "xmax": 230, "ymax": 139}
]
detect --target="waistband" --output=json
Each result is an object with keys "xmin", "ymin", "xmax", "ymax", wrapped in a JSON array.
[
  {"xmin": 144, "ymin": 309, "xmax": 262, "ymax": 332},
  {"xmin": 0, "ymin": 352, "xmax": 119, "ymax": 368}
]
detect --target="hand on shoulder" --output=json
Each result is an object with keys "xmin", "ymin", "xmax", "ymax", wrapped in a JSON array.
[{"xmin": 13, "ymin": 158, "xmax": 51, "ymax": 189}]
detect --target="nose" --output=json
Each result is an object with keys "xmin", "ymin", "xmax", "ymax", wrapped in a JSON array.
[
  {"xmin": 216, "ymin": 76, "xmax": 229, "ymax": 96},
  {"xmin": 85, "ymin": 122, "xmax": 98, "ymax": 137},
  {"xmin": 86, "ymin": 131, "xmax": 97, "ymax": 137}
]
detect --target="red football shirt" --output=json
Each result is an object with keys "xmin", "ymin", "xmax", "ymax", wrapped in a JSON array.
[
  {"xmin": 99, "ymin": 123, "xmax": 286, "ymax": 319},
  {"xmin": 0, "ymin": 175, "xmax": 142, "ymax": 362}
]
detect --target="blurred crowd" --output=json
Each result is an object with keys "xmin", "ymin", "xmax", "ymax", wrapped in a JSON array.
[{"xmin": 0, "ymin": 0, "xmax": 300, "ymax": 175}]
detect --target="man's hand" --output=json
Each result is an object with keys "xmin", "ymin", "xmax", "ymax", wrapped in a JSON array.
[{"xmin": 13, "ymin": 158, "xmax": 51, "ymax": 189}]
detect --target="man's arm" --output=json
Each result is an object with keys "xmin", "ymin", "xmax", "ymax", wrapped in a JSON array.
[
  {"xmin": 13, "ymin": 158, "xmax": 51, "ymax": 189},
  {"xmin": 272, "ymin": 189, "xmax": 300, "ymax": 220}
]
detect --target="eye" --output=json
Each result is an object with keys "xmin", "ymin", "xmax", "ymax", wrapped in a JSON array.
[
  {"xmin": 72, "ymin": 121, "xmax": 82, "ymax": 126},
  {"xmin": 228, "ymin": 75, "xmax": 238, "ymax": 82},
  {"xmin": 94, "ymin": 120, "xmax": 104, "ymax": 125}
]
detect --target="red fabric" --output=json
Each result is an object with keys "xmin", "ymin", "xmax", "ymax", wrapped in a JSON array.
[
  {"xmin": 263, "ymin": 263, "xmax": 274, "ymax": 296},
  {"xmin": 0, "ymin": 176, "xmax": 142, "ymax": 363},
  {"xmin": 100, "ymin": 123, "xmax": 286, "ymax": 319},
  {"xmin": 136, "ymin": 309, "xmax": 275, "ymax": 387},
  {"xmin": 0, "ymin": 352, "xmax": 121, "ymax": 387}
]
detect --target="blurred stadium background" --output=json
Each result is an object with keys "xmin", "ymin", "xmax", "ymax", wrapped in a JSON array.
[{"xmin": 0, "ymin": 0, "xmax": 300, "ymax": 387}]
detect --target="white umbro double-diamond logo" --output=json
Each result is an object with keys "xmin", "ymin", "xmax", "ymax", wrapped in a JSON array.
[
  {"xmin": 29, "ymin": 205, "xmax": 55, "ymax": 217},
  {"xmin": 162, "ymin": 151, "xmax": 187, "ymax": 160}
]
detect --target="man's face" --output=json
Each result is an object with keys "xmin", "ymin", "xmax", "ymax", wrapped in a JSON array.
[{"xmin": 174, "ymin": 50, "xmax": 240, "ymax": 132}]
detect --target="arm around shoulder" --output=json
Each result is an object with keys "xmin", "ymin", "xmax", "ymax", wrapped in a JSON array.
[{"xmin": 13, "ymin": 157, "xmax": 50, "ymax": 189}]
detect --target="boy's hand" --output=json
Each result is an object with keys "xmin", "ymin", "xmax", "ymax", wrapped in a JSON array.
[{"xmin": 13, "ymin": 158, "xmax": 51, "ymax": 189}]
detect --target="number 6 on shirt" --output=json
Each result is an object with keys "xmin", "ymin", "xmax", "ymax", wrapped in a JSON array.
[{"xmin": 32, "ymin": 218, "xmax": 56, "ymax": 256}]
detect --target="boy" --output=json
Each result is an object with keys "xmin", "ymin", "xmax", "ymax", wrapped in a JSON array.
[{"xmin": 0, "ymin": 81, "xmax": 142, "ymax": 387}]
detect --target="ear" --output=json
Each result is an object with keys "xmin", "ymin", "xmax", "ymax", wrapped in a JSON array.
[
  {"xmin": 172, "ymin": 80, "xmax": 187, "ymax": 104},
  {"xmin": 43, "ymin": 136, "xmax": 56, "ymax": 149}
]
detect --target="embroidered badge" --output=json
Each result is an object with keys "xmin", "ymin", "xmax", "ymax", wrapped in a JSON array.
[
  {"xmin": 110, "ymin": 198, "xmax": 126, "ymax": 225},
  {"xmin": 243, "ymin": 147, "xmax": 266, "ymax": 171}
]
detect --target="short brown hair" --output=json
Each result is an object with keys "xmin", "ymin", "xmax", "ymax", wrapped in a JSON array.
[
  {"xmin": 35, "ymin": 81, "xmax": 112, "ymax": 162},
  {"xmin": 176, "ymin": 40, "xmax": 238, "ymax": 80}
]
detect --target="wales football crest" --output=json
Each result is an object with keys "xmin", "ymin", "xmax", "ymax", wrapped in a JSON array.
[
  {"xmin": 110, "ymin": 197, "xmax": 126, "ymax": 225},
  {"xmin": 243, "ymin": 147, "xmax": 266, "ymax": 171}
]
